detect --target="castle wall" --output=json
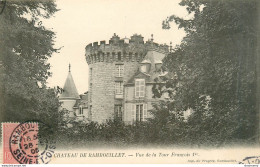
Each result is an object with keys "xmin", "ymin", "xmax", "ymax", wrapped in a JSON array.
[
  {"xmin": 88, "ymin": 58, "xmax": 142, "ymax": 123},
  {"xmin": 88, "ymin": 62, "xmax": 115, "ymax": 123}
]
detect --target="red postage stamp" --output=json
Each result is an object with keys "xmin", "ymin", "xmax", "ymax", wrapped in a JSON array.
[{"xmin": 2, "ymin": 122, "xmax": 39, "ymax": 164}]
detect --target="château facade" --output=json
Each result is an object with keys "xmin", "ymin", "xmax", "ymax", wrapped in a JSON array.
[{"xmin": 59, "ymin": 33, "xmax": 175, "ymax": 124}]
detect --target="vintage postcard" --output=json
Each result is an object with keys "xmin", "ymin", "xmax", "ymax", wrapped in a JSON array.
[{"xmin": 0, "ymin": 0, "xmax": 259, "ymax": 164}]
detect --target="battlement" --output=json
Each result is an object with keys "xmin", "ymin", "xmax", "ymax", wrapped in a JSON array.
[
  {"xmin": 86, "ymin": 33, "xmax": 144, "ymax": 49},
  {"xmin": 85, "ymin": 34, "xmax": 170, "ymax": 65}
]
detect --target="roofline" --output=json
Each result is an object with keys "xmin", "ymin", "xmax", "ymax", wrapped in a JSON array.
[
  {"xmin": 59, "ymin": 97, "xmax": 81, "ymax": 100},
  {"xmin": 140, "ymin": 71, "xmax": 151, "ymax": 76},
  {"xmin": 124, "ymin": 82, "xmax": 165, "ymax": 86},
  {"xmin": 73, "ymin": 107, "xmax": 88, "ymax": 109}
]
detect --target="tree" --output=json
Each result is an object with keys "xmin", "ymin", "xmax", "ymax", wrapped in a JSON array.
[
  {"xmin": 0, "ymin": 0, "xmax": 60, "ymax": 129},
  {"xmin": 155, "ymin": 0, "xmax": 258, "ymax": 144}
]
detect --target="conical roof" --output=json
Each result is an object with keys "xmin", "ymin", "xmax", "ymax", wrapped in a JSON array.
[{"xmin": 59, "ymin": 71, "xmax": 80, "ymax": 99}]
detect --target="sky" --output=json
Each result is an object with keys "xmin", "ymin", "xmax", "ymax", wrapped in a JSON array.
[{"xmin": 45, "ymin": 0, "xmax": 188, "ymax": 94}]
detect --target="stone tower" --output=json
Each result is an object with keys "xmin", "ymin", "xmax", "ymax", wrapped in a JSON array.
[{"xmin": 85, "ymin": 34, "xmax": 169, "ymax": 123}]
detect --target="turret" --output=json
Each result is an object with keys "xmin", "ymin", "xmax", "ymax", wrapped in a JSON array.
[{"xmin": 59, "ymin": 64, "xmax": 80, "ymax": 114}]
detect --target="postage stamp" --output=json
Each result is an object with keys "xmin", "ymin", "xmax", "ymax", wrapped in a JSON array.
[
  {"xmin": 2, "ymin": 122, "xmax": 56, "ymax": 164},
  {"xmin": 2, "ymin": 123, "xmax": 20, "ymax": 164}
]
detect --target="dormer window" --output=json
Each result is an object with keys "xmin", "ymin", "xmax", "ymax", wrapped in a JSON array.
[
  {"xmin": 155, "ymin": 63, "xmax": 162, "ymax": 72},
  {"xmin": 140, "ymin": 65, "xmax": 147, "ymax": 73},
  {"xmin": 154, "ymin": 59, "xmax": 163, "ymax": 72},
  {"xmin": 123, "ymin": 38, "xmax": 129, "ymax": 44},
  {"xmin": 140, "ymin": 59, "xmax": 151, "ymax": 73},
  {"xmin": 140, "ymin": 64, "xmax": 151, "ymax": 73}
]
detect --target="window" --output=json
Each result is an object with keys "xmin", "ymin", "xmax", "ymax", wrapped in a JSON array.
[
  {"xmin": 155, "ymin": 63, "xmax": 162, "ymax": 72},
  {"xmin": 135, "ymin": 53, "xmax": 138, "ymax": 61},
  {"xmin": 97, "ymin": 54, "xmax": 100, "ymax": 62},
  {"xmin": 89, "ymin": 83, "xmax": 92, "ymax": 102},
  {"xmin": 115, "ymin": 64, "xmax": 124, "ymax": 77},
  {"xmin": 129, "ymin": 53, "xmax": 132, "ymax": 61},
  {"xmin": 106, "ymin": 52, "xmax": 110, "ymax": 62},
  {"xmin": 90, "ymin": 68, "xmax": 92, "ymax": 79},
  {"xmin": 135, "ymin": 79, "xmax": 145, "ymax": 98},
  {"xmin": 102, "ymin": 53, "xmax": 105, "ymax": 62},
  {"xmin": 79, "ymin": 106, "xmax": 83, "ymax": 115},
  {"xmin": 115, "ymin": 81, "xmax": 123, "ymax": 94},
  {"xmin": 94, "ymin": 54, "xmax": 96, "ymax": 62},
  {"xmin": 140, "ymin": 64, "xmax": 150, "ymax": 73},
  {"xmin": 140, "ymin": 65, "xmax": 147, "ymax": 73},
  {"xmin": 112, "ymin": 52, "xmax": 115, "ymax": 61},
  {"xmin": 115, "ymin": 105, "xmax": 123, "ymax": 121},
  {"xmin": 131, "ymin": 104, "xmax": 147, "ymax": 121},
  {"xmin": 118, "ymin": 52, "xmax": 122, "ymax": 61}
]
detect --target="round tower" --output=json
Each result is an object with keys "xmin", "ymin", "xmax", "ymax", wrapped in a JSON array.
[
  {"xmin": 85, "ymin": 34, "xmax": 170, "ymax": 123},
  {"xmin": 85, "ymin": 34, "xmax": 147, "ymax": 123}
]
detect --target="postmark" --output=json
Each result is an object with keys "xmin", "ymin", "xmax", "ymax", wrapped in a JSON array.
[
  {"xmin": 9, "ymin": 122, "xmax": 39, "ymax": 164},
  {"xmin": 2, "ymin": 121, "xmax": 56, "ymax": 164},
  {"xmin": 239, "ymin": 156, "xmax": 260, "ymax": 164}
]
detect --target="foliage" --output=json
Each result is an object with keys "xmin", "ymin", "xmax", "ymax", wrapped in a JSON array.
[
  {"xmin": 153, "ymin": 0, "xmax": 258, "ymax": 144},
  {"xmin": 0, "ymin": 0, "xmax": 60, "ymax": 129}
]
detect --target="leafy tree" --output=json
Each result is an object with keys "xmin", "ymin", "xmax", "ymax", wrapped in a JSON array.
[
  {"xmin": 146, "ymin": 101, "xmax": 186, "ymax": 144},
  {"xmin": 0, "ymin": 0, "xmax": 60, "ymax": 129},
  {"xmin": 154, "ymin": 0, "xmax": 258, "ymax": 144}
]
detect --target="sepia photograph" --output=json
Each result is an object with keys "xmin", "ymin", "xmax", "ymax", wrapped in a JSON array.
[{"xmin": 0, "ymin": 0, "xmax": 259, "ymax": 164}]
